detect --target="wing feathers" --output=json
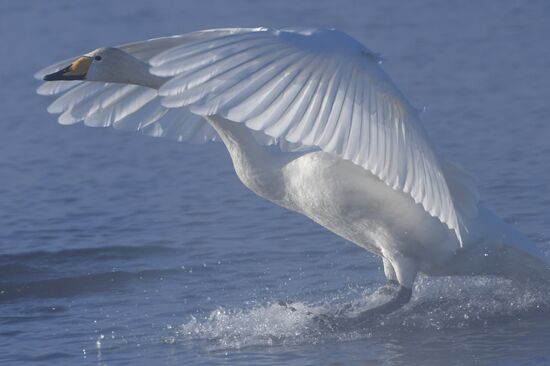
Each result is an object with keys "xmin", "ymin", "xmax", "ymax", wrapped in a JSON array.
[
  {"xmin": 150, "ymin": 27, "xmax": 477, "ymax": 242},
  {"xmin": 36, "ymin": 27, "xmax": 479, "ymax": 242}
]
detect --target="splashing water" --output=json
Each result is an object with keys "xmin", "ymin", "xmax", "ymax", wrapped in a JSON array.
[
  {"xmin": 180, "ymin": 302, "xmax": 324, "ymax": 349},
  {"xmin": 177, "ymin": 276, "xmax": 550, "ymax": 350}
]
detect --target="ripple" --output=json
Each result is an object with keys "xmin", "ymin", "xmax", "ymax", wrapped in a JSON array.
[
  {"xmin": 0, "ymin": 267, "xmax": 188, "ymax": 301},
  {"xmin": 0, "ymin": 244, "xmax": 181, "ymax": 264}
]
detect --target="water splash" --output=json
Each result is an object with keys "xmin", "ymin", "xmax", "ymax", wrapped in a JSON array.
[
  {"xmin": 179, "ymin": 302, "xmax": 329, "ymax": 349},
  {"xmin": 177, "ymin": 276, "xmax": 550, "ymax": 350}
]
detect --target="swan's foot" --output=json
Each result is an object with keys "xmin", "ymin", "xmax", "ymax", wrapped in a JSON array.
[
  {"xmin": 277, "ymin": 300, "xmax": 313, "ymax": 316},
  {"xmin": 377, "ymin": 279, "xmax": 400, "ymax": 296},
  {"xmin": 312, "ymin": 284, "xmax": 412, "ymax": 332},
  {"xmin": 313, "ymin": 313, "xmax": 352, "ymax": 332},
  {"xmin": 277, "ymin": 300, "xmax": 297, "ymax": 312},
  {"xmin": 336, "ymin": 280, "xmax": 399, "ymax": 316},
  {"xmin": 357, "ymin": 285, "xmax": 412, "ymax": 320}
]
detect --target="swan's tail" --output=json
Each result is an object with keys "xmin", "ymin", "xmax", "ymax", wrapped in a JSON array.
[
  {"xmin": 504, "ymin": 244, "xmax": 550, "ymax": 285},
  {"xmin": 459, "ymin": 206, "xmax": 550, "ymax": 284},
  {"xmin": 487, "ymin": 225, "xmax": 549, "ymax": 284}
]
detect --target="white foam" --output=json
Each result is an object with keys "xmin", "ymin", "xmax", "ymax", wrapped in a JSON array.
[
  {"xmin": 178, "ymin": 302, "xmax": 331, "ymax": 349},
  {"xmin": 176, "ymin": 276, "xmax": 550, "ymax": 350}
]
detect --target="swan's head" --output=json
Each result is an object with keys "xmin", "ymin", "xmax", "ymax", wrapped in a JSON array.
[
  {"xmin": 43, "ymin": 48, "xmax": 163, "ymax": 88},
  {"xmin": 44, "ymin": 48, "xmax": 119, "ymax": 81}
]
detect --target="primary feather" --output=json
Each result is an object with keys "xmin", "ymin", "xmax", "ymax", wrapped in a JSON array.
[{"xmin": 149, "ymin": 27, "xmax": 478, "ymax": 243}]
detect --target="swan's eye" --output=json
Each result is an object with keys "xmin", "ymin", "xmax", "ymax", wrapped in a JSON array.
[{"xmin": 94, "ymin": 56, "xmax": 102, "ymax": 61}]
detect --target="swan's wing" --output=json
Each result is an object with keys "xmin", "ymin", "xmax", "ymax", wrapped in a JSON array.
[
  {"xmin": 36, "ymin": 81, "xmax": 219, "ymax": 143},
  {"xmin": 34, "ymin": 37, "xmax": 220, "ymax": 143},
  {"xmin": 34, "ymin": 35, "xmax": 290, "ymax": 146},
  {"xmin": 149, "ymin": 27, "xmax": 478, "ymax": 243}
]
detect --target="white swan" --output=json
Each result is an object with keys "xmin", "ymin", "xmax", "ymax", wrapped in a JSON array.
[{"xmin": 36, "ymin": 28, "xmax": 548, "ymax": 318}]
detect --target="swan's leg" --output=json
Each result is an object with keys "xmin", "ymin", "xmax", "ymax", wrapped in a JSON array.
[
  {"xmin": 383, "ymin": 257, "xmax": 397, "ymax": 283},
  {"xmin": 314, "ymin": 256, "xmax": 419, "ymax": 331},
  {"xmin": 314, "ymin": 284, "xmax": 413, "ymax": 331},
  {"xmin": 356, "ymin": 285, "xmax": 412, "ymax": 321},
  {"xmin": 356, "ymin": 255, "xmax": 418, "ymax": 320},
  {"xmin": 333, "ymin": 259, "xmax": 400, "ymax": 317},
  {"xmin": 379, "ymin": 257, "xmax": 399, "ymax": 295}
]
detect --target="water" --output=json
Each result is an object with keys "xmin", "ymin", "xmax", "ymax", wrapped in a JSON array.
[{"xmin": 1, "ymin": 0, "xmax": 549, "ymax": 365}]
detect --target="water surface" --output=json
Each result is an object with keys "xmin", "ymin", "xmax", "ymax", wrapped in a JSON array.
[{"xmin": 1, "ymin": 1, "xmax": 549, "ymax": 365}]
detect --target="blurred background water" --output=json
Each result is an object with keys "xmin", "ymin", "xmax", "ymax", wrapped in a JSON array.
[{"xmin": 1, "ymin": 1, "xmax": 549, "ymax": 365}]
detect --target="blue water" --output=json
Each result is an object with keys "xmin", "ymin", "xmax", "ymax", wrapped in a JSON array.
[{"xmin": 1, "ymin": 1, "xmax": 550, "ymax": 365}]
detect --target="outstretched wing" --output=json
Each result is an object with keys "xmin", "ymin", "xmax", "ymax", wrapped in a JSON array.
[
  {"xmin": 148, "ymin": 27, "xmax": 478, "ymax": 243},
  {"xmin": 34, "ymin": 36, "xmax": 220, "ymax": 143}
]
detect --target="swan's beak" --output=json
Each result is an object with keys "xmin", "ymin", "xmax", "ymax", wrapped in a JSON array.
[{"xmin": 43, "ymin": 56, "xmax": 92, "ymax": 81}]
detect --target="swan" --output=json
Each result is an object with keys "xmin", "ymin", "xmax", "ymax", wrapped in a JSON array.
[{"xmin": 35, "ymin": 27, "xmax": 548, "ymax": 320}]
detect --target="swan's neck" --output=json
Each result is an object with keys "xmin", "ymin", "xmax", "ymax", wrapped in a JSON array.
[
  {"xmin": 88, "ymin": 49, "xmax": 166, "ymax": 89},
  {"xmin": 205, "ymin": 115, "xmax": 286, "ymax": 201},
  {"xmin": 113, "ymin": 58, "xmax": 166, "ymax": 89},
  {"xmin": 126, "ymin": 67, "xmax": 166, "ymax": 89}
]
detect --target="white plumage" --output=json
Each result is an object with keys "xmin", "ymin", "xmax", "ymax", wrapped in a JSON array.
[{"xmin": 35, "ymin": 27, "xmax": 548, "ymax": 316}]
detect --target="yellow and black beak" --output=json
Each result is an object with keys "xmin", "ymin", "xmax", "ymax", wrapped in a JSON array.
[{"xmin": 43, "ymin": 56, "xmax": 92, "ymax": 81}]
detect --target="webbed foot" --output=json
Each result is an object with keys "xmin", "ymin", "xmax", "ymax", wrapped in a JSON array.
[
  {"xmin": 356, "ymin": 285, "xmax": 412, "ymax": 320},
  {"xmin": 312, "ymin": 284, "xmax": 413, "ymax": 332},
  {"xmin": 377, "ymin": 279, "xmax": 400, "ymax": 296}
]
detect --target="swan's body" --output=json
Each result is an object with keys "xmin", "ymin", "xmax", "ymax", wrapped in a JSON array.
[
  {"xmin": 36, "ymin": 28, "xmax": 548, "ymax": 316},
  {"xmin": 208, "ymin": 114, "xmax": 547, "ymax": 288}
]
